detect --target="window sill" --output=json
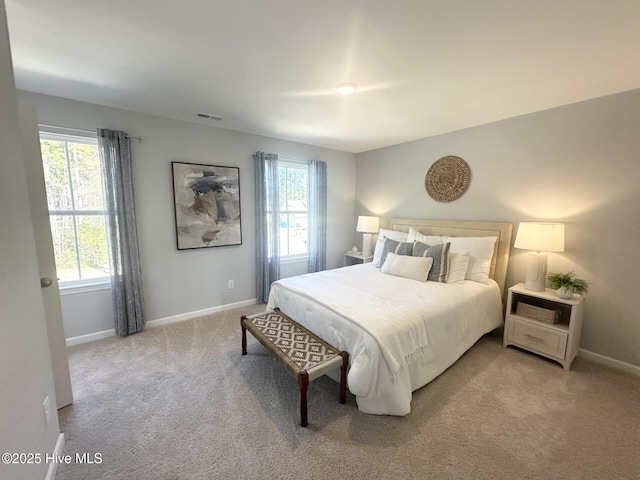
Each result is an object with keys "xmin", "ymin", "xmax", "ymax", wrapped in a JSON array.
[
  {"xmin": 59, "ymin": 281, "xmax": 111, "ymax": 296},
  {"xmin": 280, "ymin": 255, "xmax": 309, "ymax": 265}
]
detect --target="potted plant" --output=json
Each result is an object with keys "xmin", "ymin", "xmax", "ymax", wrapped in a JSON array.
[{"xmin": 547, "ymin": 271, "xmax": 589, "ymax": 298}]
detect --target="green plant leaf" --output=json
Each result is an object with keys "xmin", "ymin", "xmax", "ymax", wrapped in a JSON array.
[{"xmin": 547, "ymin": 271, "xmax": 589, "ymax": 294}]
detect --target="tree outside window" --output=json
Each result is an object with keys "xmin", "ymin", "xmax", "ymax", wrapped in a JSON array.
[
  {"xmin": 40, "ymin": 133, "xmax": 110, "ymax": 285},
  {"xmin": 278, "ymin": 162, "xmax": 308, "ymax": 257}
]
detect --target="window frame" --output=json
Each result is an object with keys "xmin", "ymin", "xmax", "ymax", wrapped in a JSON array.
[
  {"xmin": 39, "ymin": 130, "xmax": 111, "ymax": 290},
  {"xmin": 277, "ymin": 159, "xmax": 309, "ymax": 262}
]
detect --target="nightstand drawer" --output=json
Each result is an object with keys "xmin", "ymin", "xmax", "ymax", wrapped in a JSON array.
[{"xmin": 507, "ymin": 317, "xmax": 568, "ymax": 359}]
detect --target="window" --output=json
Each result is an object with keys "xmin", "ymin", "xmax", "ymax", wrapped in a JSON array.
[
  {"xmin": 278, "ymin": 161, "xmax": 308, "ymax": 257},
  {"xmin": 39, "ymin": 133, "xmax": 110, "ymax": 286}
]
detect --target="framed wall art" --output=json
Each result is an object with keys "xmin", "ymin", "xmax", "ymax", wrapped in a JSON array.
[{"xmin": 171, "ymin": 161, "xmax": 242, "ymax": 250}]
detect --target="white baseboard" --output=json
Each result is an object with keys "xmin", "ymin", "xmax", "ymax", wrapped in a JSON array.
[
  {"xmin": 66, "ymin": 298, "xmax": 258, "ymax": 347},
  {"xmin": 66, "ymin": 328, "xmax": 116, "ymax": 347},
  {"xmin": 44, "ymin": 433, "xmax": 65, "ymax": 480},
  {"xmin": 145, "ymin": 298, "xmax": 258, "ymax": 329},
  {"xmin": 578, "ymin": 348, "xmax": 640, "ymax": 376}
]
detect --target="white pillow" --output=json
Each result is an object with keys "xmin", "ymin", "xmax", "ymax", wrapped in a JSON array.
[
  {"xmin": 381, "ymin": 252, "xmax": 433, "ymax": 282},
  {"xmin": 372, "ymin": 228, "xmax": 408, "ymax": 266},
  {"xmin": 443, "ymin": 236, "xmax": 497, "ymax": 284},
  {"xmin": 447, "ymin": 250, "xmax": 471, "ymax": 284},
  {"xmin": 407, "ymin": 227, "xmax": 445, "ymax": 246}
]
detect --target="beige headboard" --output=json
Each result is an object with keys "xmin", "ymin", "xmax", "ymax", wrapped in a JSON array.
[{"xmin": 388, "ymin": 218, "xmax": 513, "ymax": 298}]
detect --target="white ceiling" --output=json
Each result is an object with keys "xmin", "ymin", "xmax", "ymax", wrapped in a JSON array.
[{"xmin": 6, "ymin": 0, "xmax": 640, "ymax": 153}]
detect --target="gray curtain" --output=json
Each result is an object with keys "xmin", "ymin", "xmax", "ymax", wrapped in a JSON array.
[
  {"xmin": 98, "ymin": 129, "xmax": 145, "ymax": 336},
  {"xmin": 254, "ymin": 151, "xmax": 280, "ymax": 303},
  {"xmin": 308, "ymin": 159, "xmax": 327, "ymax": 273}
]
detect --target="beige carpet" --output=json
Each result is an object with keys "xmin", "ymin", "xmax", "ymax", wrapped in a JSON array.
[{"xmin": 56, "ymin": 304, "xmax": 640, "ymax": 479}]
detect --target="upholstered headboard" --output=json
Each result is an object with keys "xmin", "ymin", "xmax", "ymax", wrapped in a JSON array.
[{"xmin": 388, "ymin": 218, "xmax": 513, "ymax": 298}]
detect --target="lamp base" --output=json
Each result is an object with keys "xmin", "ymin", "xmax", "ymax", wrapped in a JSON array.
[
  {"xmin": 524, "ymin": 251, "xmax": 547, "ymax": 291},
  {"xmin": 362, "ymin": 233, "xmax": 373, "ymax": 257}
]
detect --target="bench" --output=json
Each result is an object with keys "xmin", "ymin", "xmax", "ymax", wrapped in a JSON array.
[{"xmin": 241, "ymin": 308, "xmax": 349, "ymax": 427}]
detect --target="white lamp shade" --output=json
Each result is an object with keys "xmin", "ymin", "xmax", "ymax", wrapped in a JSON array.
[
  {"xmin": 356, "ymin": 216, "xmax": 380, "ymax": 233},
  {"xmin": 514, "ymin": 222, "xmax": 565, "ymax": 252}
]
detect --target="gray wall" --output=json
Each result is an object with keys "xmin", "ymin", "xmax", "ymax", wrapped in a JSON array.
[
  {"xmin": 16, "ymin": 71, "xmax": 639, "ymax": 369},
  {"xmin": 356, "ymin": 89, "xmax": 640, "ymax": 368},
  {"xmin": 0, "ymin": 1, "xmax": 61, "ymax": 478},
  {"xmin": 59, "ymin": 287, "xmax": 113, "ymax": 339},
  {"xmin": 17, "ymin": 91, "xmax": 356, "ymax": 337}
]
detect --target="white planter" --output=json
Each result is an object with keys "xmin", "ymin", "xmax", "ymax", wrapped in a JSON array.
[{"xmin": 555, "ymin": 286, "xmax": 574, "ymax": 299}]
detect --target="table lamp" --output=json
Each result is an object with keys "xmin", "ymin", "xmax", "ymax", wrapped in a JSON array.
[
  {"xmin": 514, "ymin": 222, "xmax": 565, "ymax": 291},
  {"xmin": 356, "ymin": 216, "xmax": 379, "ymax": 257}
]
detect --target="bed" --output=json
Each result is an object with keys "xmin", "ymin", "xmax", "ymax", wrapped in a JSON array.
[{"xmin": 266, "ymin": 219, "xmax": 513, "ymax": 416}]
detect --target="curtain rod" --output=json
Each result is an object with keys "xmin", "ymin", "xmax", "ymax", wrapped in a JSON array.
[{"xmin": 38, "ymin": 123, "xmax": 144, "ymax": 142}]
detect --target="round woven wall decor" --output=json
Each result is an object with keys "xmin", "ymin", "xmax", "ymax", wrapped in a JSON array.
[{"xmin": 425, "ymin": 156, "xmax": 471, "ymax": 202}]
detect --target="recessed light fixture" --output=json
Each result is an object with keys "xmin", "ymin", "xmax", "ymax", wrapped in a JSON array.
[{"xmin": 335, "ymin": 81, "xmax": 357, "ymax": 95}]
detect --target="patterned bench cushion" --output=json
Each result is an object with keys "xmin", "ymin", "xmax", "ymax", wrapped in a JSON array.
[{"xmin": 244, "ymin": 310, "xmax": 343, "ymax": 381}]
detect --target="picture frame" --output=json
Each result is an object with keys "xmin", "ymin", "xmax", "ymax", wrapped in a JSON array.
[{"xmin": 171, "ymin": 161, "xmax": 242, "ymax": 250}]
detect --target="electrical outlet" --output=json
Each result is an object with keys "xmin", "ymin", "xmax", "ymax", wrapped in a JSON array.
[
  {"xmin": 228, "ymin": 280, "xmax": 234, "ymax": 289},
  {"xmin": 43, "ymin": 396, "xmax": 51, "ymax": 426}
]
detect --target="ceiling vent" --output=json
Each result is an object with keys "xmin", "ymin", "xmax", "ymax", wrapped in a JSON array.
[{"xmin": 196, "ymin": 112, "xmax": 224, "ymax": 121}]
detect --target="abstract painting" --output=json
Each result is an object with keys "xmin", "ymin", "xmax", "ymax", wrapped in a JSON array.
[{"xmin": 171, "ymin": 162, "xmax": 242, "ymax": 249}]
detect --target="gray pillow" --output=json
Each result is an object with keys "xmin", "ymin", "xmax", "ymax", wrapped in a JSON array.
[
  {"xmin": 412, "ymin": 241, "xmax": 450, "ymax": 282},
  {"xmin": 377, "ymin": 238, "xmax": 414, "ymax": 267}
]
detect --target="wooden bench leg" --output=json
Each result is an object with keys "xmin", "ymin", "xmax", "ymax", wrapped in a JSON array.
[
  {"xmin": 339, "ymin": 351, "xmax": 349, "ymax": 404},
  {"xmin": 241, "ymin": 316, "xmax": 248, "ymax": 355},
  {"xmin": 298, "ymin": 370, "xmax": 309, "ymax": 427},
  {"xmin": 242, "ymin": 311, "xmax": 348, "ymax": 428}
]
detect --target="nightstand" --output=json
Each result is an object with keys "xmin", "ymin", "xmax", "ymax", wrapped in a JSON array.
[
  {"xmin": 503, "ymin": 283, "xmax": 585, "ymax": 370},
  {"xmin": 343, "ymin": 252, "xmax": 374, "ymax": 267}
]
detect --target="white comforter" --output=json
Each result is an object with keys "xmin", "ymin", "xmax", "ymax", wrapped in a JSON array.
[{"xmin": 266, "ymin": 263, "xmax": 503, "ymax": 416}]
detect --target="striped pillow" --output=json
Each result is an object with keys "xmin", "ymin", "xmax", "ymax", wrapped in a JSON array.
[
  {"xmin": 412, "ymin": 241, "xmax": 450, "ymax": 282},
  {"xmin": 377, "ymin": 238, "xmax": 414, "ymax": 267}
]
